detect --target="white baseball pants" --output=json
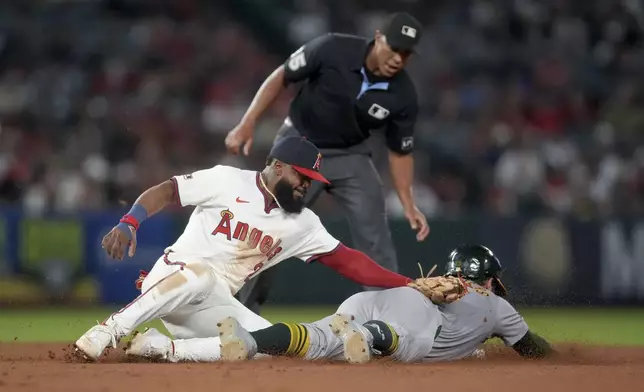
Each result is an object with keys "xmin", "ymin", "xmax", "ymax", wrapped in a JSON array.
[{"xmin": 104, "ymin": 254, "xmax": 272, "ymax": 360}]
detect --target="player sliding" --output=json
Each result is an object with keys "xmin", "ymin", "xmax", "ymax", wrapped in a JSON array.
[
  {"xmin": 74, "ymin": 136, "xmax": 423, "ymax": 362},
  {"xmin": 124, "ymin": 244, "xmax": 552, "ymax": 364},
  {"xmin": 217, "ymin": 244, "xmax": 553, "ymax": 363}
]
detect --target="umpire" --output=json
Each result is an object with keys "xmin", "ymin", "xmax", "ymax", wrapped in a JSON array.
[{"xmin": 226, "ymin": 12, "xmax": 430, "ymax": 314}]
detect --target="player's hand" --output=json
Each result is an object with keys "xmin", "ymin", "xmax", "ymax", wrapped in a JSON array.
[
  {"xmin": 225, "ymin": 121, "xmax": 255, "ymax": 156},
  {"xmin": 404, "ymin": 206, "xmax": 430, "ymax": 241},
  {"xmin": 101, "ymin": 223, "xmax": 137, "ymax": 260}
]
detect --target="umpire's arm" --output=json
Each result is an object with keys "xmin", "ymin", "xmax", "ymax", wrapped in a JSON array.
[
  {"xmin": 236, "ymin": 34, "xmax": 332, "ymax": 127},
  {"xmin": 385, "ymin": 98, "xmax": 429, "ymax": 240},
  {"xmin": 385, "ymin": 93, "xmax": 419, "ymax": 212}
]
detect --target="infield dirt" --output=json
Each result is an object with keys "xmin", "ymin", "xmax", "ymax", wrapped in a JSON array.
[{"xmin": 1, "ymin": 342, "xmax": 643, "ymax": 392}]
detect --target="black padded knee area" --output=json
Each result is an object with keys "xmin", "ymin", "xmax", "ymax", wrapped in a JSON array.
[{"xmin": 362, "ymin": 320, "xmax": 399, "ymax": 355}]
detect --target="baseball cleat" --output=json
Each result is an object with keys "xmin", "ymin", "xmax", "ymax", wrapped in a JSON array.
[
  {"xmin": 329, "ymin": 313, "xmax": 372, "ymax": 364},
  {"xmin": 74, "ymin": 324, "xmax": 119, "ymax": 362},
  {"xmin": 125, "ymin": 327, "xmax": 173, "ymax": 362},
  {"xmin": 218, "ymin": 317, "xmax": 258, "ymax": 362}
]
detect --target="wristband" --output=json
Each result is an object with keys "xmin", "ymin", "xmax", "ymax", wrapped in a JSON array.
[
  {"xmin": 119, "ymin": 204, "xmax": 148, "ymax": 231},
  {"xmin": 115, "ymin": 222, "xmax": 133, "ymax": 240}
]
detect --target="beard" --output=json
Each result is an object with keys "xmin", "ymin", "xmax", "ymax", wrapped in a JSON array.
[{"xmin": 274, "ymin": 177, "xmax": 306, "ymax": 214}]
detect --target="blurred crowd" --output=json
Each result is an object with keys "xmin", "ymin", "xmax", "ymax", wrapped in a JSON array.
[{"xmin": 0, "ymin": 0, "xmax": 642, "ymax": 219}]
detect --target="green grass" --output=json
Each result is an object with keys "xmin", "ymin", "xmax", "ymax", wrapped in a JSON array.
[
  {"xmin": 0, "ymin": 306, "xmax": 335, "ymax": 343},
  {"xmin": 1, "ymin": 306, "xmax": 643, "ymax": 345},
  {"xmin": 516, "ymin": 307, "xmax": 644, "ymax": 346}
]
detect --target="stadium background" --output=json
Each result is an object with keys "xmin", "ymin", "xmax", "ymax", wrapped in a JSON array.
[{"xmin": 0, "ymin": 0, "xmax": 643, "ymax": 344}]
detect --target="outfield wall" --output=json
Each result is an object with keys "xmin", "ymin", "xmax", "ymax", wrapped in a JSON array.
[{"xmin": 0, "ymin": 208, "xmax": 642, "ymax": 306}]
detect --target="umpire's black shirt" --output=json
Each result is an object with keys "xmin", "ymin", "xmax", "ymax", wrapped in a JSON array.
[{"xmin": 283, "ymin": 33, "xmax": 418, "ymax": 155}]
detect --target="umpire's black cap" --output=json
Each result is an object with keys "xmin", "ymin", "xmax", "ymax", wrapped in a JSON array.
[
  {"xmin": 381, "ymin": 12, "xmax": 423, "ymax": 53},
  {"xmin": 269, "ymin": 137, "xmax": 330, "ymax": 184}
]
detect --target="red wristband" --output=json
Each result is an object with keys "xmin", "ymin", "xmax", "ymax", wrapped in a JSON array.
[{"xmin": 119, "ymin": 214, "xmax": 140, "ymax": 231}]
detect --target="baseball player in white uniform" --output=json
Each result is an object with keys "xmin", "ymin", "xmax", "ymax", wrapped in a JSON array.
[
  {"xmin": 74, "ymin": 136, "xmax": 413, "ymax": 362},
  {"xmin": 118, "ymin": 245, "xmax": 553, "ymax": 364}
]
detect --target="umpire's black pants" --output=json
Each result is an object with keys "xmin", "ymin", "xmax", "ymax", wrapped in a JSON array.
[{"xmin": 235, "ymin": 119, "xmax": 399, "ymax": 315}]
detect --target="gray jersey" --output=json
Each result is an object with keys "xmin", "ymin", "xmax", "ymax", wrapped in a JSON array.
[{"xmin": 424, "ymin": 285, "xmax": 529, "ymax": 362}]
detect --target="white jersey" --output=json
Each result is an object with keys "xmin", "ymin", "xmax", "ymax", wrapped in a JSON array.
[{"xmin": 165, "ymin": 165, "xmax": 340, "ymax": 295}]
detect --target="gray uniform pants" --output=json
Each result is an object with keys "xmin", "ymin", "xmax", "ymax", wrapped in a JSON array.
[
  {"xmin": 236, "ymin": 119, "xmax": 399, "ymax": 312},
  {"xmin": 304, "ymin": 287, "xmax": 441, "ymax": 362}
]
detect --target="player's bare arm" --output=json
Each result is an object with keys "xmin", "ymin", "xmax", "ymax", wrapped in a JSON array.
[
  {"xmin": 226, "ymin": 33, "xmax": 331, "ymax": 157},
  {"xmin": 101, "ymin": 180, "xmax": 176, "ymax": 260},
  {"xmin": 226, "ymin": 66, "xmax": 287, "ymax": 156},
  {"xmin": 243, "ymin": 66, "xmax": 286, "ymax": 126},
  {"xmin": 388, "ymin": 151, "xmax": 429, "ymax": 241},
  {"xmin": 511, "ymin": 330, "xmax": 553, "ymax": 359}
]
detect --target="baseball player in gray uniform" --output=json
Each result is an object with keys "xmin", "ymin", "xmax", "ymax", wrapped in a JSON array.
[{"xmin": 217, "ymin": 244, "xmax": 553, "ymax": 363}]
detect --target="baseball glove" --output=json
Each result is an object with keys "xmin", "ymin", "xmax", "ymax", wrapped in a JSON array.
[{"xmin": 407, "ymin": 264, "xmax": 468, "ymax": 304}]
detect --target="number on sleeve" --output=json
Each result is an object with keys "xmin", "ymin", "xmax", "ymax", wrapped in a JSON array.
[{"xmin": 287, "ymin": 47, "xmax": 307, "ymax": 71}]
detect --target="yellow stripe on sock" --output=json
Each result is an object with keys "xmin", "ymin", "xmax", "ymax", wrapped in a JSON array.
[
  {"xmin": 293, "ymin": 324, "xmax": 305, "ymax": 355},
  {"xmin": 283, "ymin": 323, "xmax": 300, "ymax": 356},
  {"xmin": 294, "ymin": 324, "xmax": 310, "ymax": 358},
  {"xmin": 386, "ymin": 323, "xmax": 399, "ymax": 354}
]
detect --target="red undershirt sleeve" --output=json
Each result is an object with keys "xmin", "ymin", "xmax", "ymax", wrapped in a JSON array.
[{"xmin": 312, "ymin": 244, "xmax": 411, "ymax": 289}]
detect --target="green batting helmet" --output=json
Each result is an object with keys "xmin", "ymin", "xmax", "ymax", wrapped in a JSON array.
[{"xmin": 444, "ymin": 244, "xmax": 508, "ymax": 297}]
